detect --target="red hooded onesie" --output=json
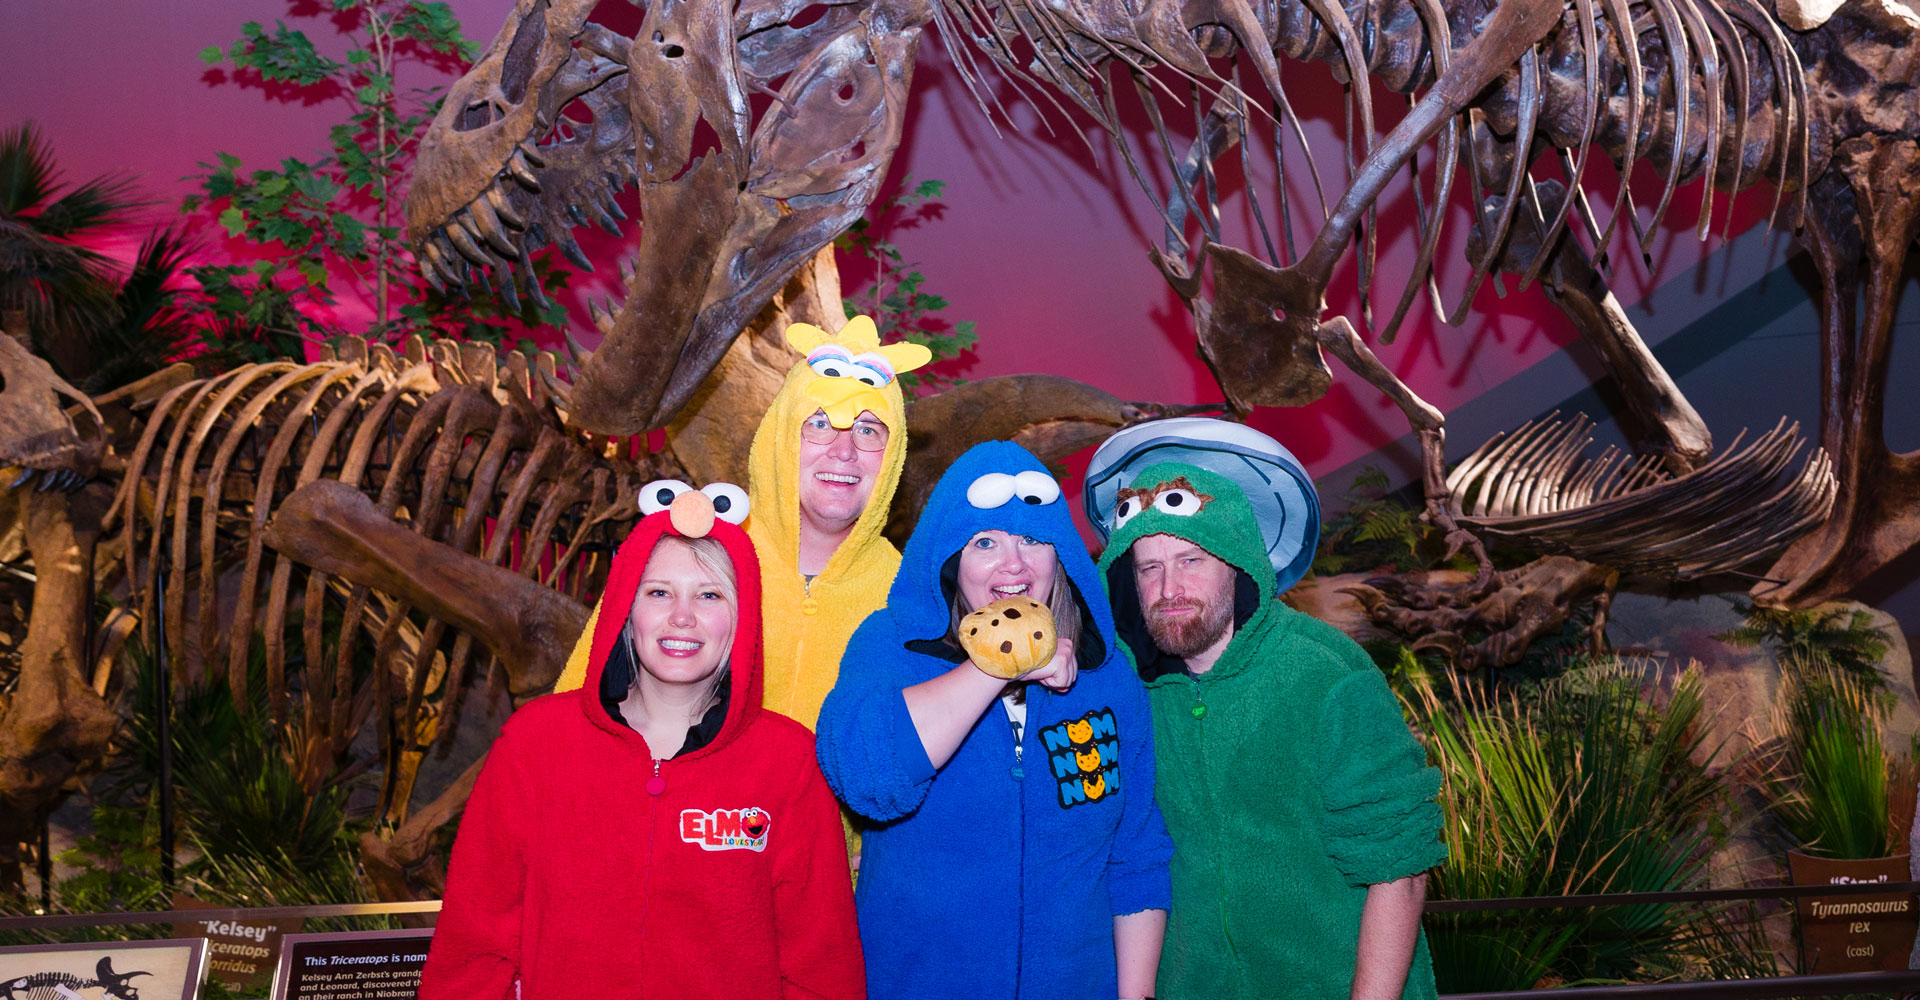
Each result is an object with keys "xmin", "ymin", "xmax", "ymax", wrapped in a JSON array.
[{"xmin": 419, "ymin": 509, "xmax": 864, "ymax": 1000}]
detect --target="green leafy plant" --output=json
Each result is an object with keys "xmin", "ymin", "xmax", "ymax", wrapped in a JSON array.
[
  {"xmin": 836, "ymin": 177, "xmax": 977, "ymax": 392},
  {"xmin": 186, "ymin": 2, "xmax": 563, "ymax": 357},
  {"xmin": 1408, "ymin": 659, "xmax": 1773, "ymax": 990},
  {"xmin": 1757, "ymin": 659, "xmax": 1919, "ymax": 860},
  {"xmin": 109, "ymin": 641, "xmax": 365, "ymax": 902},
  {"xmin": 1718, "ymin": 601, "xmax": 1892, "ymax": 691}
]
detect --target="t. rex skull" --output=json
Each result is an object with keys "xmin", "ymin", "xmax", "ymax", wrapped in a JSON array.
[
  {"xmin": 0, "ymin": 334, "xmax": 103, "ymax": 492},
  {"xmin": 408, "ymin": 0, "xmax": 932, "ymax": 435}
]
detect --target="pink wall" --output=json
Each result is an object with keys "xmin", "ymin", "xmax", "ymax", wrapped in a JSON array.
[{"xmin": 2, "ymin": 0, "xmax": 1756, "ymax": 477}]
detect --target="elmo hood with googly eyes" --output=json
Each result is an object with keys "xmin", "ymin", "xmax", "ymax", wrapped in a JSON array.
[
  {"xmin": 571, "ymin": 482, "xmax": 765, "ymax": 748},
  {"xmin": 885, "ymin": 440, "xmax": 1116, "ymax": 654}
]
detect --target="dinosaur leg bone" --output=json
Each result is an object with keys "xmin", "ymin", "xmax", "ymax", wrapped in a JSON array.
[
  {"xmin": 262, "ymin": 480, "xmax": 587, "ymax": 699},
  {"xmin": 1761, "ymin": 136, "xmax": 1920, "ymax": 606},
  {"xmin": 1313, "ymin": 315, "xmax": 1493, "ymax": 586}
]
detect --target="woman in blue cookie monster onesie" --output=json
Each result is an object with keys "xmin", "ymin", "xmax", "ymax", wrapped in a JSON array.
[{"xmin": 816, "ymin": 440, "xmax": 1173, "ymax": 1000}]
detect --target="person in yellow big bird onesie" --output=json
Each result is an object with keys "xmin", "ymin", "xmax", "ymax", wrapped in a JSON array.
[{"xmin": 554, "ymin": 315, "xmax": 930, "ymax": 734}]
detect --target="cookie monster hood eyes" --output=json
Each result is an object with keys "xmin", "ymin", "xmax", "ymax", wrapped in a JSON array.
[
  {"xmin": 887, "ymin": 440, "xmax": 1115, "ymax": 646},
  {"xmin": 967, "ymin": 470, "xmax": 1062, "ymax": 509}
]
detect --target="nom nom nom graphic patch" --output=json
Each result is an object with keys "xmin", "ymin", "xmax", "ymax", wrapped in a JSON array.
[
  {"xmin": 1040, "ymin": 708, "xmax": 1120, "ymax": 809},
  {"xmin": 680, "ymin": 807, "xmax": 772, "ymax": 852}
]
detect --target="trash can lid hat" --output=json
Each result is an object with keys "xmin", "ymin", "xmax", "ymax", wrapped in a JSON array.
[{"xmin": 1082, "ymin": 417, "xmax": 1320, "ymax": 595}]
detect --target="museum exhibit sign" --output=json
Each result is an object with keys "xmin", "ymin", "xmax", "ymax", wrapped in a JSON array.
[
  {"xmin": 1788, "ymin": 850, "xmax": 1918, "ymax": 973},
  {"xmin": 172, "ymin": 894, "xmax": 306, "ymax": 992},
  {"xmin": 0, "ymin": 938, "xmax": 209, "ymax": 1000},
  {"xmin": 270, "ymin": 927, "xmax": 433, "ymax": 1000}
]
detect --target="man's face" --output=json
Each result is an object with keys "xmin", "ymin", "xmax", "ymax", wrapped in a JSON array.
[
  {"xmin": 1129, "ymin": 533, "xmax": 1236, "ymax": 658},
  {"xmin": 796, "ymin": 408, "xmax": 887, "ymax": 536}
]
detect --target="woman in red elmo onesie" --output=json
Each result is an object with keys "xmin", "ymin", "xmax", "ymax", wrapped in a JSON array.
[{"xmin": 420, "ymin": 480, "xmax": 865, "ymax": 1000}]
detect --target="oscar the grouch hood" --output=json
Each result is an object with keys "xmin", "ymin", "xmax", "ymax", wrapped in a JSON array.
[
  {"xmin": 575, "ymin": 497, "xmax": 764, "ymax": 754},
  {"xmin": 746, "ymin": 316, "xmax": 927, "ymax": 727},
  {"xmin": 1097, "ymin": 461, "xmax": 1274, "ymax": 678}
]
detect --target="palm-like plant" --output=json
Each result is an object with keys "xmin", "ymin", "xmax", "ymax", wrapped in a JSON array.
[
  {"xmin": 1409, "ymin": 661, "xmax": 1777, "ymax": 990},
  {"xmin": 1759, "ymin": 659, "xmax": 1920, "ymax": 860},
  {"xmin": 71, "ymin": 226, "xmax": 222, "ymax": 393},
  {"xmin": 0, "ymin": 122, "xmax": 143, "ymax": 357}
]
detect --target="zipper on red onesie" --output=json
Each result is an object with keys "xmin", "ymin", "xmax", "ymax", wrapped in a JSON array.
[{"xmin": 636, "ymin": 756, "xmax": 665, "ymax": 992}]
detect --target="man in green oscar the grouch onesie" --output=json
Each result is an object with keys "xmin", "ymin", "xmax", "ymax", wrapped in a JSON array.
[{"xmin": 1097, "ymin": 461, "xmax": 1445, "ymax": 1000}]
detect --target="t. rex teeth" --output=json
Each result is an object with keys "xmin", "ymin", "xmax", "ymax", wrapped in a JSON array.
[
  {"xmin": 602, "ymin": 195, "xmax": 628, "ymax": 222},
  {"xmin": 565, "ymin": 203, "xmax": 589, "ymax": 228},
  {"xmin": 443, "ymin": 221, "xmax": 494, "ymax": 267},
  {"xmin": 427, "ymin": 236, "xmax": 468, "ymax": 285},
  {"xmin": 493, "ymin": 261, "xmax": 523, "ymax": 313},
  {"xmin": 5, "ymin": 467, "xmax": 32, "ymax": 490},
  {"xmin": 506, "ymin": 151, "xmax": 542, "ymax": 192},
  {"xmin": 589, "ymin": 297, "xmax": 615, "ymax": 334},
  {"xmin": 554, "ymin": 229, "xmax": 593, "ymax": 271},
  {"xmin": 485, "ymin": 184, "xmax": 527, "ymax": 229},
  {"xmin": 619, "ymin": 257, "xmax": 637, "ymax": 285},
  {"xmin": 466, "ymin": 201, "xmax": 521, "ymax": 258},
  {"xmin": 518, "ymin": 246, "xmax": 551, "ymax": 310},
  {"xmin": 36, "ymin": 470, "xmax": 59, "ymax": 492},
  {"xmin": 517, "ymin": 140, "xmax": 547, "ymax": 169},
  {"xmin": 589, "ymin": 201, "xmax": 622, "ymax": 236},
  {"xmin": 417, "ymin": 254, "xmax": 446, "ymax": 293},
  {"xmin": 565, "ymin": 327, "xmax": 597, "ymax": 366}
]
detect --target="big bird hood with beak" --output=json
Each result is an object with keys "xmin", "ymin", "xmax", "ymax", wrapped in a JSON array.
[{"xmin": 556, "ymin": 316, "xmax": 927, "ymax": 732}]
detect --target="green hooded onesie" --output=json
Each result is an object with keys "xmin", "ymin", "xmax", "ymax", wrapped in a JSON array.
[{"xmin": 1096, "ymin": 461, "xmax": 1445, "ymax": 1000}]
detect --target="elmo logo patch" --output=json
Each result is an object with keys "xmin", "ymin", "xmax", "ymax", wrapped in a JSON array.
[{"xmin": 680, "ymin": 807, "xmax": 772, "ymax": 852}]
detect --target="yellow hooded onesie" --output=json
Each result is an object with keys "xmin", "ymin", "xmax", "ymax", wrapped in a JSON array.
[{"xmin": 554, "ymin": 316, "xmax": 926, "ymax": 732}]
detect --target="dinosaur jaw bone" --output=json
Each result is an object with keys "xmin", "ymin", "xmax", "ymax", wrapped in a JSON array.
[{"xmin": 407, "ymin": 0, "xmax": 639, "ymax": 317}]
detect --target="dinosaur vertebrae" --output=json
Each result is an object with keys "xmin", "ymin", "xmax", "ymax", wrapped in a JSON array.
[
  {"xmin": 105, "ymin": 336, "xmax": 647, "ymax": 759},
  {"xmin": 1447, "ymin": 414, "xmax": 1835, "ymax": 579},
  {"xmin": 937, "ymin": 0, "xmax": 1809, "ymax": 331}
]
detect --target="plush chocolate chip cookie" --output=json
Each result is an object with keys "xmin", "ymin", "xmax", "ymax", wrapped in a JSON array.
[{"xmin": 959, "ymin": 597, "xmax": 1058, "ymax": 679}]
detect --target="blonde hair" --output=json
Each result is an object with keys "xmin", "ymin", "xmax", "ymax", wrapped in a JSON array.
[{"xmin": 626, "ymin": 535, "xmax": 740, "ymax": 711}]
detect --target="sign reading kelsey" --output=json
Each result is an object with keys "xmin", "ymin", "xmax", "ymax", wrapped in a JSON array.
[
  {"xmin": 1788, "ymin": 850, "xmax": 1917, "ymax": 973},
  {"xmin": 172, "ymin": 894, "xmax": 304, "ymax": 991}
]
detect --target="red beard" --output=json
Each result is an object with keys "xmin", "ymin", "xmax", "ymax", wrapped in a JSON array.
[{"xmin": 1144, "ymin": 592, "xmax": 1233, "ymax": 659}]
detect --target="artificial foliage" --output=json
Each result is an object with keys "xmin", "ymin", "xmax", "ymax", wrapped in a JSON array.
[
  {"xmin": 1758, "ymin": 659, "xmax": 1919, "ymax": 860},
  {"xmin": 185, "ymin": 0, "xmax": 568, "ymax": 356},
  {"xmin": 1718, "ymin": 601, "xmax": 1894, "ymax": 691},
  {"xmin": 0, "ymin": 123, "xmax": 165, "ymax": 383},
  {"xmin": 1312, "ymin": 467, "xmax": 1478, "ymax": 576},
  {"xmin": 835, "ymin": 177, "xmax": 978, "ymax": 393},
  {"xmin": 1408, "ymin": 661, "xmax": 1776, "ymax": 990}
]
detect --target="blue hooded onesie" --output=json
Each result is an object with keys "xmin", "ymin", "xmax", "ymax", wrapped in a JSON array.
[{"xmin": 816, "ymin": 440, "xmax": 1174, "ymax": 1000}]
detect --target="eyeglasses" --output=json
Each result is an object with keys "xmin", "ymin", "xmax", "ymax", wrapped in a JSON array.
[{"xmin": 800, "ymin": 414, "xmax": 890, "ymax": 452}]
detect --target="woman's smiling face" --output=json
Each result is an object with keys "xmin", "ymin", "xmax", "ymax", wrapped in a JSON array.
[
  {"xmin": 628, "ymin": 539, "xmax": 737, "ymax": 687},
  {"xmin": 956, "ymin": 530, "xmax": 1058, "ymax": 612}
]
